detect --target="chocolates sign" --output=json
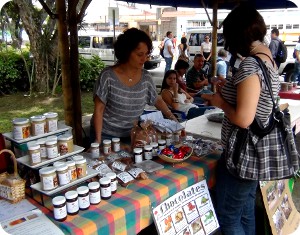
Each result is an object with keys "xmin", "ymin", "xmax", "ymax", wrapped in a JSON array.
[{"xmin": 152, "ymin": 179, "xmax": 219, "ymax": 235}]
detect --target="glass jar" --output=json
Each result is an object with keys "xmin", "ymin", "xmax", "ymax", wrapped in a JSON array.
[
  {"xmin": 144, "ymin": 145, "xmax": 153, "ymax": 160},
  {"xmin": 65, "ymin": 190, "xmax": 79, "ymax": 215},
  {"xmin": 12, "ymin": 118, "xmax": 30, "ymax": 140},
  {"xmin": 39, "ymin": 167, "xmax": 58, "ymax": 191},
  {"xmin": 100, "ymin": 177, "xmax": 111, "ymax": 200},
  {"xmin": 103, "ymin": 139, "xmax": 112, "ymax": 155},
  {"xmin": 112, "ymin": 138, "xmax": 120, "ymax": 152},
  {"xmin": 28, "ymin": 144, "xmax": 42, "ymax": 165},
  {"xmin": 75, "ymin": 158, "xmax": 87, "ymax": 178},
  {"xmin": 43, "ymin": 112, "xmax": 58, "ymax": 132},
  {"xmin": 158, "ymin": 139, "xmax": 166, "ymax": 151},
  {"xmin": 66, "ymin": 161, "xmax": 77, "ymax": 182},
  {"xmin": 56, "ymin": 164, "xmax": 70, "ymax": 186},
  {"xmin": 77, "ymin": 186, "xmax": 90, "ymax": 210},
  {"xmin": 57, "ymin": 134, "xmax": 74, "ymax": 155},
  {"xmin": 37, "ymin": 138, "xmax": 47, "ymax": 159},
  {"xmin": 164, "ymin": 133, "xmax": 173, "ymax": 146},
  {"xmin": 106, "ymin": 172, "xmax": 117, "ymax": 194},
  {"xmin": 90, "ymin": 142, "xmax": 100, "ymax": 158},
  {"xmin": 88, "ymin": 182, "xmax": 101, "ymax": 205},
  {"xmin": 52, "ymin": 196, "xmax": 67, "ymax": 222},
  {"xmin": 46, "ymin": 139, "xmax": 58, "ymax": 159},
  {"xmin": 72, "ymin": 155, "xmax": 84, "ymax": 162},
  {"xmin": 133, "ymin": 148, "xmax": 143, "ymax": 163},
  {"xmin": 150, "ymin": 142, "xmax": 159, "ymax": 159},
  {"xmin": 173, "ymin": 131, "xmax": 181, "ymax": 144},
  {"xmin": 30, "ymin": 115, "xmax": 46, "ymax": 136}
]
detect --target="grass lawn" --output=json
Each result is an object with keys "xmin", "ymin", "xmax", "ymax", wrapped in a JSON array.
[{"xmin": 0, "ymin": 92, "xmax": 94, "ymax": 133}]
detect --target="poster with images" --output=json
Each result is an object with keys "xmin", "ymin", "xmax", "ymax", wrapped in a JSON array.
[
  {"xmin": 152, "ymin": 179, "xmax": 219, "ymax": 235},
  {"xmin": 260, "ymin": 179, "xmax": 300, "ymax": 235}
]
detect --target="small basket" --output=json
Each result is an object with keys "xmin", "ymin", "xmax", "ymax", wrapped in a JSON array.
[
  {"xmin": 0, "ymin": 149, "xmax": 26, "ymax": 203},
  {"xmin": 158, "ymin": 146, "xmax": 193, "ymax": 163}
]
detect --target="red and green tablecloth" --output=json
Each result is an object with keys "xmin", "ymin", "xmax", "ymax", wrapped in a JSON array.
[{"xmin": 29, "ymin": 153, "xmax": 220, "ymax": 235}]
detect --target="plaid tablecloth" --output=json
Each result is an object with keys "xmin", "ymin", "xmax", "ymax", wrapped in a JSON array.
[{"xmin": 29, "ymin": 153, "xmax": 220, "ymax": 235}]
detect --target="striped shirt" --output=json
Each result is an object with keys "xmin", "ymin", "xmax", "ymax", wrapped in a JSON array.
[
  {"xmin": 221, "ymin": 56, "xmax": 280, "ymax": 148},
  {"xmin": 92, "ymin": 67, "xmax": 157, "ymax": 137}
]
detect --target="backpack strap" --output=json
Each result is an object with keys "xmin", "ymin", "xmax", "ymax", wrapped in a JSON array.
[{"xmin": 254, "ymin": 52, "xmax": 275, "ymax": 67}]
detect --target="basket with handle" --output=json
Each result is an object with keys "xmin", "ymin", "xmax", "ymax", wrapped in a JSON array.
[{"xmin": 0, "ymin": 149, "xmax": 26, "ymax": 203}]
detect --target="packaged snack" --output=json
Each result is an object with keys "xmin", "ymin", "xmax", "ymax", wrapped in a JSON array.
[{"xmin": 117, "ymin": 172, "xmax": 135, "ymax": 187}]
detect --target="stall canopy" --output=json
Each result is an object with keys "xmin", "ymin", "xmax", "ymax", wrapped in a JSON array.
[{"xmin": 118, "ymin": 0, "xmax": 298, "ymax": 9}]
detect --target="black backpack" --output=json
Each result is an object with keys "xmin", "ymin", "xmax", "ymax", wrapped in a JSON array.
[
  {"xmin": 275, "ymin": 39, "xmax": 287, "ymax": 63},
  {"xmin": 293, "ymin": 48, "xmax": 297, "ymax": 59},
  {"xmin": 160, "ymin": 39, "xmax": 169, "ymax": 58}
]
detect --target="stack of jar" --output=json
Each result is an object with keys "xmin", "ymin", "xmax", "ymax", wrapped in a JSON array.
[
  {"xmin": 133, "ymin": 141, "xmax": 160, "ymax": 163},
  {"xmin": 12, "ymin": 112, "xmax": 58, "ymax": 140},
  {"xmin": 52, "ymin": 173, "xmax": 118, "ymax": 221},
  {"xmin": 27, "ymin": 133, "xmax": 73, "ymax": 166},
  {"xmin": 39, "ymin": 155, "xmax": 87, "ymax": 190}
]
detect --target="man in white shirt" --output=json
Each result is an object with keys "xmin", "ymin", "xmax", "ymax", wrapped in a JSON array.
[
  {"xmin": 293, "ymin": 36, "xmax": 300, "ymax": 85},
  {"xmin": 163, "ymin": 31, "xmax": 174, "ymax": 73}
]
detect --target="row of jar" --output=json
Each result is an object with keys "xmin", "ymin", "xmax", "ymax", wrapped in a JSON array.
[
  {"xmin": 52, "ymin": 175, "xmax": 117, "ymax": 222},
  {"xmin": 39, "ymin": 155, "xmax": 88, "ymax": 190},
  {"xmin": 12, "ymin": 112, "xmax": 58, "ymax": 140},
  {"xmin": 28, "ymin": 134, "xmax": 74, "ymax": 165},
  {"xmin": 90, "ymin": 138, "xmax": 121, "ymax": 157}
]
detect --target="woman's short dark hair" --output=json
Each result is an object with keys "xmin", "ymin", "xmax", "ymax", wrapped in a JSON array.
[
  {"xmin": 181, "ymin": 37, "xmax": 187, "ymax": 44},
  {"xmin": 222, "ymin": 3, "xmax": 266, "ymax": 57},
  {"xmin": 174, "ymin": 59, "xmax": 189, "ymax": 70},
  {"xmin": 161, "ymin": 70, "xmax": 177, "ymax": 92},
  {"xmin": 114, "ymin": 28, "xmax": 153, "ymax": 64}
]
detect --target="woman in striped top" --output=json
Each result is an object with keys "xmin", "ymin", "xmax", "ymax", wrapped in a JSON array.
[
  {"xmin": 90, "ymin": 28, "xmax": 178, "ymax": 145},
  {"xmin": 202, "ymin": 4, "xmax": 280, "ymax": 235}
]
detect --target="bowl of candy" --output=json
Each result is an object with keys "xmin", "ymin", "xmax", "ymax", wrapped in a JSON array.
[{"xmin": 158, "ymin": 145, "xmax": 193, "ymax": 163}]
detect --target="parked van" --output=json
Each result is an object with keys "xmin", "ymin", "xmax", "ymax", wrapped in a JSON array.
[
  {"xmin": 186, "ymin": 28, "xmax": 224, "ymax": 60},
  {"xmin": 78, "ymin": 31, "xmax": 161, "ymax": 69}
]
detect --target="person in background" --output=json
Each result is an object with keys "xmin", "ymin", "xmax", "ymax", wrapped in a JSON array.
[
  {"xmin": 90, "ymin": 28, "xmax": 178, "ymax": 145},
  {"xmin": 292, "ymin": 36, "xmax": 300, "ymax": 85},
  {"xmin": 215, "ymin": 48, "xmax": 228, "ymax": 84},
  {"xmin": 163, "ymin": 31, "xmax": 175, "ymax": 73},
  {"xmin": 200, "ymin": 35, "xmax": 212, "ymax": 62},
  {"xmin": 202, "ymin": 4, "xmax": 279, "ymax": 234},
  {"xmin": 178, "ymin": 37, "xmax": 189, "ymax": 62},
  {"xmin": 269, "ymin": 28, "xmax": 281, "ymax": 68},
  {"xmin": 161, "ymin": 70, "xmax": 214, "ymax": 120},
  {"xmin": 174, "ymin": 59, "xmax": 190, "ymax": 92}
]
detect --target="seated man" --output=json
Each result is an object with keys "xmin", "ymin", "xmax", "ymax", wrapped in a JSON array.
[{"xmin": 186, "ymin": 54, "xmax": 212, "ymax": 103}]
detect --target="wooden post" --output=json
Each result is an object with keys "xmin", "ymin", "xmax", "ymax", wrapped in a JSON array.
[{"xmin": 211, "ymin": 0, "xmax": 218, "ymax": 92}]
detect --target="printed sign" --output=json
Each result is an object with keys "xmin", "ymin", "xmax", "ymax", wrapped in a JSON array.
[{"xmin": 152, "ymin": 179, "xmax": 219, "ymax": 235}]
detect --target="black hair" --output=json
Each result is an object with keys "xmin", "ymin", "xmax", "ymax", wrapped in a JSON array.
[
  {"xmin": 161, "ymin": 70, "xmax": 177, "ymax": 92},
  {"xmin": 222, "ymin": 3, "xmax": 266, "ymax": 57},
  {"xmin": 114, "ymin": 28, "xmax": 153, "ymax": 64},
  {"xmin": 174, "ymin": 59, "xmax": 189, "ymax": 70},
  {"xmin": 180, "ymin": 37, "xmax": 187, "ymax": 51},
  {"xmin": 271, "ymin": 28, "xmax": 279, "ymax": 36}
]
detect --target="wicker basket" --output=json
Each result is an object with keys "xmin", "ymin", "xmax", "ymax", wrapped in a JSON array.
[{"xmin": 0, "ymin": 149, "xmax": 26, "ymax": 203}]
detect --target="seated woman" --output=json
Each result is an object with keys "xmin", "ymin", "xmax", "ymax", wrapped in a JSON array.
[{"xmin": 161, "ymin": 70, "xmax": 214, "ymax": 120}]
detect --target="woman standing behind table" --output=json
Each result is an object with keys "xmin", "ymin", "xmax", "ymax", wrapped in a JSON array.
[
  {"xmin": 90, "ymin": 28, "xmax": 178, "ymax": 145},
  {"xmin": 161, "ymin": 70, "xmax": 214, "ymax": 120},
  {"xmin": 200, "ymin": 35, "xmax": 212, "ymax": 62},
  {"xmin": 202, "ymin": 4, "xmax": 280, "ymax": 235},
  {"xmin": 178, "ymin": 37, "xmax": 189, "ymax": 62}
]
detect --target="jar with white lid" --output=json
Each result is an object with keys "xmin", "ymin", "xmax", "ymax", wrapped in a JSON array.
[
  {"xmin": 144, "ymin": 145, "xmax": 153, "ymax": 160},
  {"xmin": 103, "ymin": 139, "xmax": 112, "ymax": 155},
  {"xmin": 30, "ymin": 115, "xmax": 46, "ymax": 136},
  {"xmin": 164, "ymin": 132, "xmax": 173, "ymax": 146},
  {"xmin": 75, "ymin": 158, "xmax": 87, "ymax": 178},
  {"xmin": 46, "ymin": 135, "xmax": 58, "ymax": 142},
  {"xmin": 106, "ymin": 172, "xmax": 117, "ymax": 194},
  {"xmin": 65, "ymin": 191, "xmax": 79, "ymax": 215},
  {"xmin": 46, "ymin": 139, "xmax": 58, "ymax": 159},
  {"xmin": 12, "ymin": 118, "xmax": 30, "ymax": 140},
  {"xmin": 158, "ymin": 139, "xmax": 166, "ymax": 151},
  {"xmin": 90, "ymin": 143, "xmax": 100, "ymax": 158},
  {"xmin": 77, "ymin": 186, "xmax": 90, "ymax": 210},
  {"xmin": 100, "ymin": 177, "xmax": 111, "ymax": 200},
  {"xmin": 150, "ymin": 142, "xmax": 159, "ymax": 159},
  {"xmin": 53, "ymin": 161, "xmax": 65, "ymax": 168},
  {"xmin": 43, "ymin": 112, "xmax": 58, "ymax": 132},
  {"xmin": 88, "ymin": 182, "xmax": 101, "ymax": 205},
  {"xmin": 39, "ymin": 167, "xmax": 58, "ymax": 191},
  {"xmin": 37, "ymin": 138, "xmax": 47, "ymax": 159},
  {"xmin": 56, "ymin": 164, "xmax": 70, "ymax": 186},
  {"xmin": 112, "ymin": 138, "xmax": 120, "ymax": 152},
  {"xmin": 173, "ymin": 131, "xmax": 181, "ymax": 144},
  {"xmin": 133, "ymin": 148, "xmax": 143, "ymax": 163},
  {"xmin": 66, "ymin": 161, "xmax": 77, "ymax": 182},
  {"xmin": 58, "ymin": 134, "xmax": 74, "ymax": 155},
  {"xmin": 72, "ymin": 155, "xmax": 84, "ymax": 162},
  {"xmin": 52, "ymin": 196, "xmax": 67, "ymax": 222},
  {"xmin": 28, "ymin": 144, "xmax": 42, "ymax": 165}
]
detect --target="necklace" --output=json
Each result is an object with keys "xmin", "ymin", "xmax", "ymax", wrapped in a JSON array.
[{"xmin": 250, "ymin": 41, "xmax": 262, "ymax": 53}]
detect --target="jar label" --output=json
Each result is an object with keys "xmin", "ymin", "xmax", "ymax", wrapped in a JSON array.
[
  {"xmin": 48, "ymin": 119, "xmax": 58, "ymax": 132},
  {"xmin": 89, "ymin": 191, "xmax": 101, "ymax": 204},
  {"xmin": 103, "ymin": 145, "xmax": 111, "ymax": 155},
  {"xmin": 68, "ymin": 168, "xmax": 77, "ymax": 181},
  {"xmin": 135, "ymin": 154, "xmax": 143, "ymax": 163},
  {"xmin": 47, "ymin": 146, "xmax": 58, "ymax": 159},
  {"xmin": 67, "ymin": 201, "xmax": 79, "ymax": 213},
  {"xmin": 144, "ymin": 151, "xmax": 152, "ymax": 160},
  {"xmin": 158, "ymin": 145, "xmax": 166, "ymax": 151},
  {"xmin": 13, "ymin": 126, "xmax": 30, "ymax": 140},
  {"xmin": 42, "ymin": 175, "xmax": 57, "ymax": 190},
  {"xmin": 58, "ymin": 172, "xmax": 70, "ymax": 186},
  {"xmin": 152, "ymin": 147, "xmax": 158, "ymax": 157},
  {"xmin": 91, "ymin": 148, "xmax": 99, "ymax": 158},
  {"xmin": 53, "ymin": 206, "xmax": 67, "ymax": 220},
  {"xmin": 33, "ymin": 123, "xmax": 45, "ymax": 136},
  {"xmin": 78, "ymin": 196, "xmax": 90, "ymax": 209},
  {"xmin": 40, "ymin": 146, "xmax": 47, "ymax": 158},
  {"xmin": 31, "ymin": 152, "xmax": 41, "ymax": 164},
  {"xmin": 113, "ymin": 143, "xmax": 120, "ymax": 152},
  {"xmin": 76, "ymin": 166, "xmax": 87, "ymax": 178},
  {"xmin": 111, "ymin": 180, "xmax": 117, "ymax": 192},
  {"xmin": 166, "ymin": 137, "xmax": 172, "ymax": 146},
  {"xmin": 100, "ymin": 187, "xmax": 111, "ymax": 198},
  {"xmin": 59, "ymin": 143, "xmax": 69, "ymax": 155}
]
